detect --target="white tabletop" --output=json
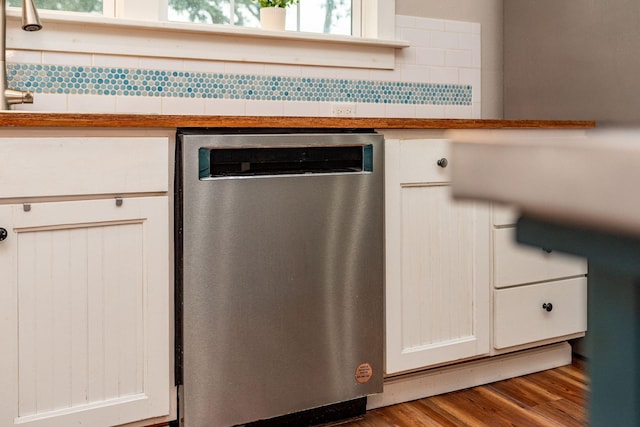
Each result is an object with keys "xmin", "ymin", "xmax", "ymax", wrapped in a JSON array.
[{"xmin": 448, "ymin": 128, "xmax": 640, "ymax": 237}]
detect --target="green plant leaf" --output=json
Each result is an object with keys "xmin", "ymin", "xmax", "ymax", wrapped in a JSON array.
[{"xmin": 257, "ymin": 0, "xmax": 300, "ymax": 8}]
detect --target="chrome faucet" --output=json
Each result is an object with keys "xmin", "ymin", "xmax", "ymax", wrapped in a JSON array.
[{"xmin": 0, "ymin": 0, "xmax": 41, "ymax": 110}]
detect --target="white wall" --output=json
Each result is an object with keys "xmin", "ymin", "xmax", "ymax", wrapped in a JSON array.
[{"xmin": 397, "ymin": 0, "xmax": 503, "ymax": 119}]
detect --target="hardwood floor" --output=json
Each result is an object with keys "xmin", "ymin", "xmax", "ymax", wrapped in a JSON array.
[{"xmin": 338, "ymin": 357, "xmax": 588, "ymax": 427}]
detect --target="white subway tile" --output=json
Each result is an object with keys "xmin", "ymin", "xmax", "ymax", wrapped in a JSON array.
[
  {"xmin": 472, "ymin": 34, "xmax": 482, "ymax": 68},
  {"xmin": 430, "ymin": 31, "xmax": 459, "ymax": 49},
  {"xmin": 116, "ymin": 95, "xmax": 162, "ymax": 114},
  {"xmin": 139, "ymin": 57, "xmax": 183, "ymax": 71},
  {"xmin": 460, "ymin": 69, "xmax": 481, "ymax": 106},
  {"xmin": 245, "ymin": 100, "xmax": 284, "ymax": 116},
  {"xmin": 43, "ymin": 52, "xmax": 92, "ymax": 66},
  {"xmin": 68, "ymin": 94, "xmax": 117, "ymax": 113},
  {"xmin": 93, "ymin": 54, "xmax": 139, "ymax": 68},
  {"xmin": 459, "ymin": 33, "xmax": 475, "ymax": 50},
  {"xmin": 446, "ymin": 50, "xmax": 472, "ymax": 68},
  {"xmin": 459, "ymin": 68, "xmax": 481, "ymax": 87},
  {"xmin": 395, "ymin": 46, "xmax": 416, "ymax": 65},
  {"xmin": 264, "ymin": 64, "xmax": 302, "ymax": 77},
  {"xmin": 302, "ymin": 65, "xmax": 337, "ymax": 79},
  {"xmin": 416, "ymin": 104, "xmax": 446, "ymax": 118},
  {"xmin": 401, "ymin": 65, "xmax": 430, "ymax": 84},
  {"xmin": 317, "ymin": 102, "xmax": 333, "ymax": 117},
  {"xmin": 205, "ymin": 98, "xmax": 246, "ymax": 115},
  {"xmin": 356, "ymin": 102, "xmax": 386, "ymax": 118},
  {"xmin": 416, "ymin": 48, "xmax": 445, "ymax": 66},
  {"xmin": 225, "ymin": 62, "xmax": 265, "ymax": 75},
  {"xmin": 395, "ymin": 15, "xmax": 416, "ymax": 29},
  {"xmin": 445, "ymin": 20, "xmax": 473, "ymax": 33},
  {"xmin": 444, "ymin": 104, "xmax": 473, "ymax": 119},
  {"xmin": 401, "ymin": 28, "xmax": 430, "ymax": 47},
  {"xmin": 414, "ymin": 17, "xmax": 445, "ymax": 31},
  {"xmin": 283, "ymin": 101, "xmax": 321, "ymax": 116},
  {"xmin": 6, "ymin": 49, "xmax": 41, "ymax": 64},
  {"xmin": 430, "ymin": 67, "xmax": 459, "ymax": 84},
  {"xmin": 334, "ymin": 67, "xmax": 370, "ymax": 81},
  {"xmin": 369, "ymin": 67, "xmax": 402, "ymax": 83},
  {"xmin": 184, "ymin": 59, "xmax": 226, "ymax": 73},
  {"xmin": 385, "ymin": 103, "xmax": 416, "ymax": 118},
  {"xmin": 162, "ymin": 97, "xmax": 206, "ymax": 115},
  {"xmin": 473, "ymin": 83, "xmax": 482, "ymax": 106},
  {"xmin": 472, "ymin": 101, "xmax": 482, "ymax": 119},
  {"xmin": 13, "ymin": 93, "xmax": 68, "ymax": 112}
]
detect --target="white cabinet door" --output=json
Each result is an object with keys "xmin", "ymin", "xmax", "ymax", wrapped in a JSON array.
[
  {"xmin": 385, "ymin": 139, "xmax": 490, "ymax": 375},
  {"xmin": 0, "ymin": 197, "xmax": 170, "ymax": 427}
]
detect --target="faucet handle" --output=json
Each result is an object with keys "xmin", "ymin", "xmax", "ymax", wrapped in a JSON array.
[{"xmin": 5, "ymin": 89, "xmax": 34, "ymax": 105}]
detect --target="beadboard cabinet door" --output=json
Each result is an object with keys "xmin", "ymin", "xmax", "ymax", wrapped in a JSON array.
[
  {"xmin": 385, "ymin": 138, "xmax": 490, "ymax": 375},
  {"xmin": 0, "ymin": 196, "xmax": 170, "ymax": 427}
]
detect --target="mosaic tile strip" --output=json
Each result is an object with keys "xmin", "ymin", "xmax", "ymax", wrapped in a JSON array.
[{"xmin": 7, "ymin": 63, "xmax": 472, "ymax": 106}]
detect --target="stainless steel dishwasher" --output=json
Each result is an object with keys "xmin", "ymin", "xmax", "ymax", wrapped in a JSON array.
[{"xmin": 175, "ymin": 129, "xmax": 384, "ymax": 427}]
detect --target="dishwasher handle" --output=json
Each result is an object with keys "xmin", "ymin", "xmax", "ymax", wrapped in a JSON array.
[{"xmin": 199, "ymin": 145, "xmax": 373, "ymax": 179}]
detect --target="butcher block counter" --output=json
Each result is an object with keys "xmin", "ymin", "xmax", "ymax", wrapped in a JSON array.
[
  {"xmin": 0, "ymin": 114, "xmax": 596, "ymax": 427},
  {"xmin": 0, "ymin": 112, "xmax": 595, "ymax": 129}
]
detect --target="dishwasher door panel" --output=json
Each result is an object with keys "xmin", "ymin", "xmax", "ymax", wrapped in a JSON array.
[{"xmin": 179, "ymin": 132, "xmax": 384, "ymax": 427}]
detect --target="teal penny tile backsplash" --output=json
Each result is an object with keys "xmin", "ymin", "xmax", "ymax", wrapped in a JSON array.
[{"xmin": 7, "ymin": 63, "xmax": 472, "ymax": 106}]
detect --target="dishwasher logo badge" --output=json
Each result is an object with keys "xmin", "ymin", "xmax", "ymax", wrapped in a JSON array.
[{"xmin": 355, "ymin": 363, "xmax": 373, "ymax": 384}]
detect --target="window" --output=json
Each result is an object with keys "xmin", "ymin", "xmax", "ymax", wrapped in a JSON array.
[
  {"xmin": 7, "ymin": 0, "xmax": 401, "ymax": 69},
  {"xmin": 9, "ymin": 0, "xmax": 103, "ymax": 14},
  {"xmin": 168, "ymin": 0, "xmax": 353, "ymax": 36},
  {"xmin": 14, "ymin": 0, "xmax": 354, "ymax": 36}
]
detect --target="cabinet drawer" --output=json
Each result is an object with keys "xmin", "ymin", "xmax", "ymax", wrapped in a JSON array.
[
  {"xmin": 493, "ymin": 227, "xmax": 587, "ymax": 288},
  {"xmin": 494, "ymin": 277, "xmax": 587, "ymax": 349},
  {"xmin": 398, "ymin": 139, "xmax": 450, "ymax": 184},
  {"xmin": 492, "ymin": 205, "xmax": 518, "ymax": 226},
  {"xmin": 0, "ymin": 137, "xmax": 169, "ymax": 198}
]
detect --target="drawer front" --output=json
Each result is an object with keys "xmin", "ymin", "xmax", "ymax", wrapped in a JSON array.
[
  {"xmin": 398, "ymin": 139, "xmax": 451, "ymax": 184},
  {"xmin": 0, "ymin": 137, "xmax": 169, "ymax": 198},
  {"xmin": 492, "ymin": 205, "xmax": 518, "ymax": 226},
  {"xmin": 493, "ymin": 277, "xmax": 587, "ymax": 349},
  {"xmin": 493, "ymin": 227, "xmax": 587, "ymax": 288}
]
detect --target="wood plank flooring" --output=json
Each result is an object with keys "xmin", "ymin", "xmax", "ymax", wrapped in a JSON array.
[{"xmin": 338, "ymin": 357, "xmax": 588, "ymax": 427}]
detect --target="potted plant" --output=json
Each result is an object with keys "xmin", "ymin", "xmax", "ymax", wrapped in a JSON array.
[{"xmin": 257, "ymin": 0, "xmax": 300, "ymax": 31}]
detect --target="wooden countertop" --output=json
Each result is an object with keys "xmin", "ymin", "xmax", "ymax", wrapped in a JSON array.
[{"xmin": 0, "ymin": 113, "xmax": 595, "ymax": 129}]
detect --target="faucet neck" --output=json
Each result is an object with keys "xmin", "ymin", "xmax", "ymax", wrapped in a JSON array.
[
  {"xmin": 0, "ymin": 0, "xmax": 38, "ymax": 110},
  {"xmin": 1, "ymin": 0, "xmax": 9, "ymax": 110}
]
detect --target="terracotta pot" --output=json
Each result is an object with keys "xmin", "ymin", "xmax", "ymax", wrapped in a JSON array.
[{"xmin": 260, "ymin": 7, "xmax": 286, "ymax": 31}]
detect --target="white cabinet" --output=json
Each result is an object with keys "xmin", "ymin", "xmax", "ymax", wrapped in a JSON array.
[
  {"xmin": 494, "ymin": 277, "xmax": 587, "ymax": 349},
  {"xmin": 385, "ymin": 138, "xmax": 490, "ymax": 375},
  {"xmin": 0, "ymin": 135, "xmax": 172, "ymax": 427},
  {"xmin": 493, "ymin": 227, "xmax": 587, "ymax": 288},
  {"xmin": 491, "ymin": 206, "xmax": 588, "ymax": 351}
]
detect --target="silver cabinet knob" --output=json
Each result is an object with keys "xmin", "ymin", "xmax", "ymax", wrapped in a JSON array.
[{"xmin": 437, "ymin": 158, "xmax": 448, "ymax": 168}]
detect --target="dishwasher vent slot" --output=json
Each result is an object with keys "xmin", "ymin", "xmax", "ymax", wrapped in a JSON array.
[{"xmin": 200, "ymin": 145, "xmax": 372, "ymax": 178}]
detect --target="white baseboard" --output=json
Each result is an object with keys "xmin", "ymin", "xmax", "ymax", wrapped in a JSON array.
[{"xmin": 367, "ymin": 342, "xmax": 572, "ymax": 410}]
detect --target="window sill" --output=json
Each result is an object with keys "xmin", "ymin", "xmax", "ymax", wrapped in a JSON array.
[{"xmin": 6, "ymin": 10, "xmax": 409, "ymax": 70}]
